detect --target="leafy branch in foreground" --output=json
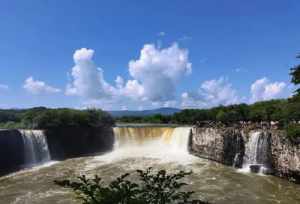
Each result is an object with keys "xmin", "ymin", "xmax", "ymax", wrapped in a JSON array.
[{"xmin": 54, "ymin": 167, "xmax": 209, "ymax": 204}]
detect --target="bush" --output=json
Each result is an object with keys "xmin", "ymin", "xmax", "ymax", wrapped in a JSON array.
[
  {"xmin": 55, "ymin": 167, "xmax": 209, "ymax": 204},
  {"xmin": 0, "ymin": 121, "xmax": 25, "ymax": 129},
  {"xmin": 287, "ymin": 124, "xmax": 300, "ymax": 144}
]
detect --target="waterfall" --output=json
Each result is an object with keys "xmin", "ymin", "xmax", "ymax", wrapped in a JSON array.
[
  {"xmin": 242, "ymin": 131, "xmax": 272, "ymax": 174},
  {"xmin": 113, "ymin": 127, "xmax": 191, "ymax": 152},
  {"xmin": 113, "ymin": 127, "xmax": 174, "ymax": 147},
  {"xmin": 85, "ymin": 126, "xmax": 194, "ymax": 166},
  {"xmin": 164, "ymin": 127, "xmax": 191, "ymax": 151},
  {"xmin": 20, "ymin": 130, "xmax": 51, "ymax": 167},
  {"xmin": 85, "ymin": 126, "xmax": 197, "ymax": 171}
]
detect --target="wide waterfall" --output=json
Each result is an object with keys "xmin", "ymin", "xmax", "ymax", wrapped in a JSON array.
[
  {"xmin": 242, "ymin": 131, "xmax": 272, "ymax": 174},
  {"xmin": 20, "ymin": 130, "xmax": 51, "ymax": 167},
  {"xmin": 86, "ymin": 126, "xmax": 195, "ymax": 170},
  {"xmin": 113, "ymin": 126, "xmax": 191, "ymax": 151}
]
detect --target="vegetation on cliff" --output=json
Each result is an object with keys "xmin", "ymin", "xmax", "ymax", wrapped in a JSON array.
[
  {"xmin": 0, "ymin": 108, "xmax": 114, "ymax": 129},
  {"xmin": 290, "ymin": 54, "xmax": 300, "ymax": 96},
  {"xmin": 55, "ymin": 167, "xmax": 209, "ymax": 204}
]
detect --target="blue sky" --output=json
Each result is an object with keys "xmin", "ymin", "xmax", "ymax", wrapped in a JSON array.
[{"xmin": 0, "ymin": 0, "xmax": 299, "ymax": 110}]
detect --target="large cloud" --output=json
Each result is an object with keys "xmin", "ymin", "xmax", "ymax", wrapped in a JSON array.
[
  {"xmin": 65, "ymin": 47, "xmax": 295, "ymax": 110},
  {"xmin": 66, "ymin": 44, "xmax": 191, "ymax": 109},
  {"xmin": 23, "ymin": 77, "xmax": 60, "ymax": 94},
  {"xmin": 250, "ymin": 77, "xmax": 291, "ymax": 103},
  {"xmin": 66, "ymin": 48, "xmax": 114, "ymax": 99},
  {"xmin": 181, "ymin": 77, "xmax": 240, "ymax": 108},
  {"xmin": 128, "ymin": 43, "xmax": 191, "ymax": 101}
]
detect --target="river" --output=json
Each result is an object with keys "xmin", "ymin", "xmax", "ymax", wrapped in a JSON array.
[{"xmin": 0, "ymin": 127, "xmax": 300, "ymax": 204}]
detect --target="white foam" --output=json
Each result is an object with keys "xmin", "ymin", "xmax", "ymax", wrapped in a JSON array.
[
  {"xmin": 85, "ymin": 127, "xmax": 197, "ymax": 171},
  {"xmin": 4, "ymin": 161, "xmax": 59, "ymax": 178}
]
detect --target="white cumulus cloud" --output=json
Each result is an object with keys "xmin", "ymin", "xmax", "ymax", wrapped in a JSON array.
[
  {"xmin": 181, "ymin": 77, "xmax": 240, "ymax": 108},
  {"xmin": 120, "ymin": 80, "xmax": 145, "ymax": 100},
  {"xmin": 250, "ymin": 77, "xmax": 291, "ymax": 103},
  {"xmin": 129, "ymin": 43, "xmax": 192, "ymax": 102},
  {"xmin": 64, "ymin": 47, "xmax": 296, "ymax": 110},
  {"xmin": 66, "ymin": 48, "xmax": 113, "ymax": 99},
  {"xmin": 23, "ymin": 77, "xmax": 61, "ymax": 95},
  {"xmin": 115, "ymin": 76, "xmax": 124, "ymax": 89},
  {"xmin": 66, "ymin": 44, "xmax": 192, "ymax": 109}
]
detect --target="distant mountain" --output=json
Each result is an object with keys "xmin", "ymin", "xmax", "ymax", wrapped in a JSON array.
[{"xmin": 109, "ymin": 107, "xmax": 181, "ymax": 117}]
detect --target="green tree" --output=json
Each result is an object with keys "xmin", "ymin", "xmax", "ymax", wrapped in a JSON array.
[
  {"xmin": 55, "ymin": 168, "xmax": 209, "ymax": 204},
  {"xmin": 216, "ymin": 110, "xmax": 226, "ymax": 122},
  {"xmin": 290, "ymin": 54, "xmax": 300, "ymax": 96}
]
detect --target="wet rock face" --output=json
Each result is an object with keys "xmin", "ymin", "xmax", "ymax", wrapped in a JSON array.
[
  {"xmin": 45, "ymin": 126, "xmax": 114, "ymax": 160},
  {"xmin": 190, "ymin": 127, "xmax": 244, "ymax": 167},
  {"xmin": 0, "ymin": 130, "xmax": 25, "ymax": 176},
  {"xmin": 190, "ymin": 127, "xmax": 300, "ymax": 183},
  {"xmin": 0, "ymin": 126, "xmax": 115, "ymax": 176},
  {"xmin": 270, "ymin": 130, "xmax": 300, "ymax": 183},
  {"xmin": 249, "ymin": 164, "xmax": 261, "ymax": 173}
]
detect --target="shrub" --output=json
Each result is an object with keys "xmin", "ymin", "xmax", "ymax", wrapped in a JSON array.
[
  {"xmin": 287, "ymin": 124, "xmax": 300, "ymax": 144},
  {"xmin": 55, "ymin": 167, "xmax": 209, "ymax": 204}
]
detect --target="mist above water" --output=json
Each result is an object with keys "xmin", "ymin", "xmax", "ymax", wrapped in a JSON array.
[
  {"xmin": 85, "ymin": 127, "xmax": 196, "ymax": 170},
  {"xmin": 241, "ymin": 131, "xmax": 272, "ymax": 174}
]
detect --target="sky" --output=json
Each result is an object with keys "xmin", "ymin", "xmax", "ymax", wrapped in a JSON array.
[{"xmin": 0, "ymin": 0, "xmax": 299, "ymax": 110}]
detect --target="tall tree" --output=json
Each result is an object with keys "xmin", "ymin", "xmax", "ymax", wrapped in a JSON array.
[{"xmin": 290, "ymin": 54, "xmax": 300, "ymax": 96}]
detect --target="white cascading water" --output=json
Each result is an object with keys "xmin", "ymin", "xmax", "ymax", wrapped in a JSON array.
[
  {"xmin": 241, "ymin": 131, "xmax": 270, "ymax": 174},
  {"xmin": 85, "ymin": 127, "xmax": 196, "ymax": 170},
  {"xmin": 20, "ymin": 130, "xmax": 51, "ymax": 167},
  {"xmin": 165, "ymin": 127, "xmax": 192, "ymax": 151}
]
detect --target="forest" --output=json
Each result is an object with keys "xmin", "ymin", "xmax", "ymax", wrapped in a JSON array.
[{"xmin": 0, "ymin": 107, "xmax": 114, "ymax": 129}]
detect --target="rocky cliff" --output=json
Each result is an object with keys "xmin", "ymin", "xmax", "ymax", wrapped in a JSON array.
[
  {"xmin": 190, "ymin": 127, "xmax": 244, "ymax": 167},
  {"xmin": 271, "ymin": 130, "xmax": 300, "ymax": 183},
  {"xmin": 45, "ymin": 126, "xmax": 114, "ymax": 160},
  {"xmin": 0, "ymin": 126, "xmax": 114, "ymax": 176},
  {"xmin": 190, "ymin": 127, "xmax": 300, "ymax": 183},
  {"xmin": 0, "ymin": 129, "xmax": 25, "ymax": 175}
]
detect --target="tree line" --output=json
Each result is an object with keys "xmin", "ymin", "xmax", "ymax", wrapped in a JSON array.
[
  {"xmin": 0, "ymin": 107, "xmax": 114, "ymax": 129},
  {"xmin": 116, "ymin": 99, "xmax": 292, "ymax": 125}
]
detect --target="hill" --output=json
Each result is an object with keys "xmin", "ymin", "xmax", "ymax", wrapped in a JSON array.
[{"xmin": 109, "ymin": 107, "xmax": 181, "ymax": 117}]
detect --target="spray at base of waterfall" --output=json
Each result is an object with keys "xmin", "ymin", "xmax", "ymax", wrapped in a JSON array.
[
  {"xmin": 240, "ymin": 131, "xmax": 272, "ymax": 175},
  {"xmin": 85, "ymin": 127, "xmax": 197, "ymax": 171},
  {"xmin": 3, "ymin": 161, "xmax": 59, "ymax": 178}
]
